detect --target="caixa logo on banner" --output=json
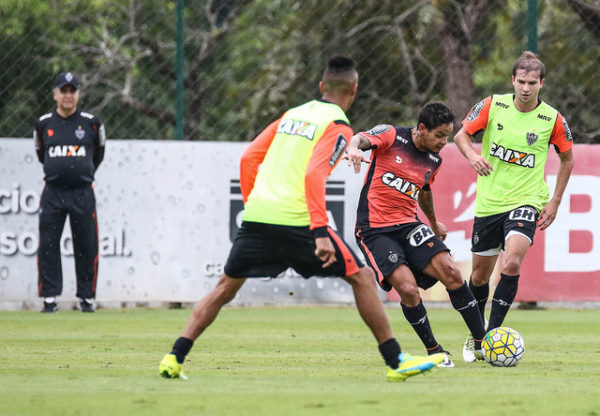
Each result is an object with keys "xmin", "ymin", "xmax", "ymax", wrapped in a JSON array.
[{"xmin": 229, "ymin": 179, "xmax": 346, "ymax": 241}]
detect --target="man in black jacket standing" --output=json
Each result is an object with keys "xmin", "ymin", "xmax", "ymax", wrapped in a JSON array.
[{"xmin": 34, "ymin": 72, "xmax": 106, "ymax": 313}]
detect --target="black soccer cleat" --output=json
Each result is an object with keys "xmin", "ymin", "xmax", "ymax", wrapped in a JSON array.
[
  {"xmin": 41, "ymin": 301, "xmax": 58, "ymax": 313},
  {"xmin": 80, "ymin": 299, "xmax": 95, "ymax": 313}
]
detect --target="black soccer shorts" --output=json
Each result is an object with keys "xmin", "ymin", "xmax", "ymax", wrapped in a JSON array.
[
  {"xmin": 471, "ymin": 205, "xmax": 539, "ymax": 255},
  {"xmin": 356, "ymin": 222, "xmax": 449, "ymax": 292},
  {"xmin": 224, "ymin": 221, "xmax": 363, "ymax": 279}
]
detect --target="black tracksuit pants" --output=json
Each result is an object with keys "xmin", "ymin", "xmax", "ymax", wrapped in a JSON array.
[{"xmin": 37, "ymin": 182, "xmax": 99, "ymax": 299}]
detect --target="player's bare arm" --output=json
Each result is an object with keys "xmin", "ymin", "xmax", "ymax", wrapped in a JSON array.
[
  {"xmin": 343, "ymin": 133, "xmax": 371, "ymax": 173},
  {"xmin": 418, "ymin": 188, "xmax": 447, "ymax": 240},
  {"xmin": 454, "ymin": 127, "xmax": 493, "ymax": 176},
  {"xmin": 315, "ymin": 236, "xmax": 337, "ymax": 268},
  {"xmin": 538, "ymin": 148, "xmax": 574, "ymax": 230}
]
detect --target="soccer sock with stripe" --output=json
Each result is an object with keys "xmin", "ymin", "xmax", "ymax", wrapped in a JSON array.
[
  {"xmin": 488, "ymin": 273, "xmax": 519, "ymax": 330},
  {"xmin": 378, "ymin": 338, "xmax": 401, "ymax": 369},
  {"xmin": 469, "ymin": 278, "xmax": 489, "ymax": 323},
  {"xmin": 447, "ymin": 282, "xmax": 485, "ymax": 349},
  {"xmin": 401, "ymin": 300, "xmax": 439, "ymax": 353},
  {"xmin": 171, "ymin": 337, "xmax": 194, "ymax": 364}
]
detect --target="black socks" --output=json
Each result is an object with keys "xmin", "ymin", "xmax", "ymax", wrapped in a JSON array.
[
  {"xmin": 401, "ymin": 300, "xmax": 439, "ymax": 351},
  {"xmin": 171, "ymin": 337, "xmax": 194, "ymax": 364},
  {"xmin": 489, "ymin": 273, "xmax": 519, "ymax": 330},
  {"xmin": 469, "ymin": 279, "xmax": 489, "ymax": 322},
  {"xmin": 448, "ymin": 282, "xmax": 486, "ymax": 346},
  {"xmin": 378, "ymin": 338, "xmax": 401, "ymax": 369}
]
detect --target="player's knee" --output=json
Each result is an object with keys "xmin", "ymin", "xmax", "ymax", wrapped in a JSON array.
[
  {"xmin": 433, "ymin": 256, "xmax": 463, "ymax": 288},
  {"xmin": 350, "ymin": 266, "xmax": 376, "ymax": 289},
  {"xmin": 442, "ymin": 263, "xmax": 464, "ymax": 289},
  {"xmin": 502, "ymin": 256, "xmax": 522, "ymax": 275},
  {"xmin": 394, "ymin": 280, "xmax": 419, "ymax": 303},
  {"xmin": 471, "ymin": 268, "xmax": 490, "ymax": 286}
]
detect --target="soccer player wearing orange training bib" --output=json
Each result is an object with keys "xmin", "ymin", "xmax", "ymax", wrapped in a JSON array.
[
  {"xmin": 159, "ymin": 56, "xmax": 443, "ymax": 382},
  {"xmin": 454, "ymin": 51, "xmax": 574, "ymax": 362}
]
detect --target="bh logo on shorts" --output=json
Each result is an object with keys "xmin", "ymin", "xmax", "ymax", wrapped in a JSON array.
[
  {"xmin": 508, "ymin": 206, "xmax": 536, "ymax": 222},
  {"xmin": 229, "ymin": 179, "xmax": 346, "ymax": 242},
  {"xmin": 407, "ymin": 224, "xmax": 435, "ymax": 247}
]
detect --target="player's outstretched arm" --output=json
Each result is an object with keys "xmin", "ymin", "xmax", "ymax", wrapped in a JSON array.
[{"xmin": 343, "ymin": 133, "xmax": 371, "ymax": 173}]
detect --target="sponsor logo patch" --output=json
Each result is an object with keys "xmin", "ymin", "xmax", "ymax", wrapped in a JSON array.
[
  {"xmin": 508, "ymin": 206, "xmax": 537, "ymax": 222},
  {"xmin": 381, "ymin": 172, "xmax": 420, "ymax": 200},
  {"xmin": 407, "ymin": 224, "xmax": 435, "ymax": 247},
  {"xmin": 467, "ymin": 99, "xmax": 485, "ymax": 121},
  {"xmin": 367, "ymin": 124, "xmax": 389, "ymax": 136},
  {"xmin": 48, "ymin": 145, "xmax": 86, "ymax": 158},
  {"xmin": 277, "ymin": 119, "xmax": 317, "ymax": 140},
  {"xmin": 396, "ymin": 135, "xmax": 408, "ymax": 144},
  {"xmin": 562, "ymin": 117, "xmax": 573, "ymax": 142},
  {"xmin": 537, "ymin": 114, "xmax": 552, "ymax": 122},
  {"xmin": 328, "ymin": 134, "xmax": 347, "ymax": 166},
  {"xmin": 489, "ymin": 142, "xmax": 535, "ymax": 168}
]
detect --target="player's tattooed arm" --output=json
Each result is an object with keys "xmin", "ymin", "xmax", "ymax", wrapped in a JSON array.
[
  {"xmin": 418, "ymin": 188, "xmax": 447, "ymax": 240},
  {"xmin": 343, "ymin": 133, "xmax": 371, "ymax": 173}
]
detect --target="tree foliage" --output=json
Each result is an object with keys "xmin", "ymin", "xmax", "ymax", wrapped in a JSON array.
[{"xmin": 0, "ymin": 0, "xmax": 599, "ymax": 142}]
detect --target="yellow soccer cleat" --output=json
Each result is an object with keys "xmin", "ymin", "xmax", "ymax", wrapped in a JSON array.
[
  {"xmin": 386, "ymin": 352, "xmax": 444, "ymax": 382},
  {"xmin": 159, "ymin": 353, "xmax": 187, "ymax": 380}
]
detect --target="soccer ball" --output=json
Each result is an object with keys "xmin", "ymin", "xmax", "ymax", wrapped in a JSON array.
[{"xmin": 481, "ymin": 326, "xmax": 525, "ymax": 367}]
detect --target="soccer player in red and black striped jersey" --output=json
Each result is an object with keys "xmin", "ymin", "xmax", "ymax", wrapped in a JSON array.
[{"xmin": 346, "ymin": 102, "xmax": 486, "ymax": 366}]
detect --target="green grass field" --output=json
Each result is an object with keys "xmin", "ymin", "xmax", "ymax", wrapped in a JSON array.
[{"xmin": 1, "ymin": 306, "xmax": 599, "ymax": 416}]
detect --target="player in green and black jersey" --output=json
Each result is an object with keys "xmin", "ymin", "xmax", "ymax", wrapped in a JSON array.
[{"xmin": 454, "ymin": 51, "xmax": 574, "ymax": 362}]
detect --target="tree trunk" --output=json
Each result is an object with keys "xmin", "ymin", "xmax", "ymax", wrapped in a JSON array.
[{"xmin": 435, "ymin": 0, "xmax": 491, "ymax": 133}]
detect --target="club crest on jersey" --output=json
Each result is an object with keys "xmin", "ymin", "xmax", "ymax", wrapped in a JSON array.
[
  {"xmin": 48, "ymin": 145, "xmax": 86, "ymax": 158},
  {"xmin": 526, "ymin": 132, "xmax": 538, "ymax": 146},
  {"xmin": 467, "ymin": 99, "xmax": 485, "ymax": 122},
  {"xmin": 509, "ymin": 206, "xmax": 537, "ymax": 222},
  {"xmin": 388, "ymin": 253, "xmax": 398, "ymax": 263},
  {"xmin": 407, "ymin": 224, "xmax": 435, "ymax": 247},
  {"xmin": 381, "ymin": 172, "xmax": 420, "ymax": 200},
  {"xmin": 489, "ymin": 142, "xmax": 535, "ymax": 168},
  {"xmin": 277, "ymin": 119, "xmax": 317, "ymax": 140},
  {"xmin": 75, "ymin": 126, "xmax": 85, "ymax": 140}
]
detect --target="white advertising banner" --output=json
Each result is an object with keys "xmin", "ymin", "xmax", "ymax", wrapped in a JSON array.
[
  {"xmin": 0, "ymin": 138, "xmax": 368, "ymax": 308},
  {"xmin": 2, "ymin": 138, "xmax": 599, "ymax": 309}
]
